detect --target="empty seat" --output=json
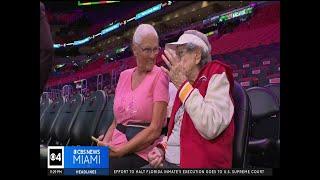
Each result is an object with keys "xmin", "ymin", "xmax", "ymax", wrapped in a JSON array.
[
  {"xmin": 232, "ymin": 81, "xmax": 251, "ymax": 168},
  {"xmin": 249, "ymin": 66, "xmax": 271, "ymax": 86},
  {"xmin": 264, "ymin": 84, "xmax": 280, "ymax": 104},
  {"xmin": 40, "ymin": 94, "xmax": 84, "ymax": 168},
  {"xmin": 246, "ymin": 87, "xmax": 280, "ymax": 167},
  {"xmin": 40, "ymin": 97, "xmax": 51, "ymax": 119},
  {"xmin": 260, "ymin": 58, "xmax": 277, "ymax": 67},
  {"xmin": 93, "ymin": 94, "xmax": 115, "ymax": 141},
  {"xmin": 239, "ymin": 77, "xmax": 259, "ymax": 89},
  {"xmin": 242, "ymin": 61, "xmax": 256, "ymax": 69},
  {"xmin": 68, "ymin": 90, "xmax": 106, "ymax": 145},
  {"xmin": 266, "ymin": 73, "xmax": 280, "ymax": 84},
  {"xmin": 274, "ymin": 64, "xmax": 280, "ymax": 72},
  {"xmin": 233, "ymin": 69, "xmax": 246, "ymax": 79},
  {"xmin": 40, "ymin": 96, "xmax": 65, "ymax": 145},
  {"xmin": 49, "ymin": 93, "xmax": 85, "ymax": 145},
  {"xmin": 250, "ymin": 66, "xmax": 270, "ymax": 76}
]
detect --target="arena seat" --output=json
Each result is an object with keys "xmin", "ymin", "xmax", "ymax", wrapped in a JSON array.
[
  {"xmin": 67, "ymin": 90, "xmax": 106, "ymax": 145},
  {"xmin": 266, "ymin": 73, "xmax": 280, "ymax": 84},
  {"xmin": 264, "ymin": 84, "xmax": 280, "ymax": 104},
  {"xmin": 92, "ymin": 94, "xmax": 115, "ymax": 143},
  {"xmin": 239, "ymin": 77, "xmax": 259, "ymax": 89},
  {"xmin": 260, "ymin": 58, "xmax": 276, "ymax": 67},
  {"xmin": 231, "ymin": 81, "xmax": 251, "ymax": 168},
  {"xmin": 40, "ymin": 97, "xmax": 51, "ymax": 119},
  {"xmin": 49, "ymin": 93, "xmax": 85, "ymax": 145},
  {"xmin": 242, "ymin": 61, "xmax": 256, "ymax": 69},
  {"xmin": 275, "ymin": 64, "xmax": 280, "ymax": 72},
  {"xmin": 233, "ymin": 69, "xmax": 246, "ymax": 80},
  {"xmin": 249, "ymin": 66, "xmax": 270, "ymax": 86},
  {"xmin": 40, "ymin": 94, "xmax": 84, "ymax": 168},
  {"xmin": 246, "ymin": 87, "xmax": 280, "ymax": 167},
  {"xmin": 40, "ymin": 96, "xmax": 65, "ymax": 145}
]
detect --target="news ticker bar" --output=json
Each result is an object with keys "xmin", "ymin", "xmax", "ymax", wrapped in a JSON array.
[
  {"xmin": 48, "ymin": 168, "xmax": 272, "ymax": 176},
  {"xmin": 111, "ymin": 169, "xmax": 272, "ymax": 176}
]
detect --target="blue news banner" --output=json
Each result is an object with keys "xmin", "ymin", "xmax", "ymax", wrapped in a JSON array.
[
  {"xmin": 47, "ymin": 146, "xmax": 109, "ymax": 176},
  {"xmin": 47, "ymin": 146, "xmax": 272, "ymax": 176}
]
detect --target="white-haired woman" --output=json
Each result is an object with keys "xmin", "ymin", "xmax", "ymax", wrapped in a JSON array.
[
  {"xmin": 96, "ymin": 24, "xmax": 169, "ymax": 171},
  {"xmin": 147, "ymin": 30, "xmax": 235, "ymax": 168}
]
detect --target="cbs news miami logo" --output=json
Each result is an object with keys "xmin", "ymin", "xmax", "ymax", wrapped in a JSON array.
[{"xmin": 48, "ymin": 146, "xmax": 109, "ymax": 175}]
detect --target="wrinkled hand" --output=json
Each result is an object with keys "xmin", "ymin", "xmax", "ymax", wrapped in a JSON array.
[
  {"xmin": 97, "ymin": 140, "xmax": 110, "ymax": 147},
  {"xmin": 161, "ymin": 49, "xmax": 187, "ymax": 89},
  {"xmin": 147, "ymin": 147, "xmax": 164, "ymax": 168},
  {"xmin": 96, "ymin": 134, "xmax": 109, "ymax": 146},
  {"xmin": 98, "ymin": 134, "xmax": 104, "ymax": 141},
  {"xmin": 96, "ymin": 140, "xmax": 124, "ymax": 158}
]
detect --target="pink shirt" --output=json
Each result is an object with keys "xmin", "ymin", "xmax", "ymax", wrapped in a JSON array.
[{"xmin": 108, "ymin": 65, "xmax": 169, "ymax": 161}]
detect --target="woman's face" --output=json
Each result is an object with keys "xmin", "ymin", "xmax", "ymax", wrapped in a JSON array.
[
  {"xmin": 132, "ymin": 34, "xmax": 159, "ymax": 73},
  {"xmin": 176, "ymin": 45, "xmax": 201, "ymax": 79}
]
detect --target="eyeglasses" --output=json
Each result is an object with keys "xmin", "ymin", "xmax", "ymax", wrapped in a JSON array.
[{"xmin": 137, "ymin": 44, "xmax": 160, "ymax": 55}]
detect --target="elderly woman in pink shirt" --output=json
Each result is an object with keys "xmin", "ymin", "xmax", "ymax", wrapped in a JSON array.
[{"xmin": 96, "ymin": 24, "xmax": 169, "ymax": 171}]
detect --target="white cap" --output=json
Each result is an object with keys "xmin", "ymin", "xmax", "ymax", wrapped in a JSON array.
[{"xmin": 165, "ymin": 33, "xmax": 209, "ymax": 52}]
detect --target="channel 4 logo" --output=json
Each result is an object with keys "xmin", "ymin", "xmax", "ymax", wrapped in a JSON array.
[
  {"xmin": 48, "ymin": 146, "xmax": 64, "ymax": 169},
  {"xmin": 47, "ymin": 146, "xmax": 109, "ymax": 175}
]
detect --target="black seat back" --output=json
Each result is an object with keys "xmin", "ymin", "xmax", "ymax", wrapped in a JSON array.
[
  {"xmin": 264, "ymin": 84, "xmax": 280, "ymax": 105},
  {"xmin": 232, "ymin": 81, "xmax": 251, "ymax": 168},
  {"xmin": 93, "ymin": 94, "xmax": 115, "ymax": 138},
  {"xmin": 40, "ymin": 97, "xmax": 51, "ymax": 119},
  {"xmin": 40, "ymin": 96, "xmax": 65, "ymax": 143},
  {"xmin": 50, "ymin": 94, "xmax": 84, "ymax": 145},
  {"xmin": 68, "ymin": 90, "xmax": 106, "ymax": 145},
  {"xmin": 246, "ymin": 87, "xmax": 280, "ymax": 167},
  {"xmin": 246, "ymin": 87, "xmax": 280, "ymax": 140}
]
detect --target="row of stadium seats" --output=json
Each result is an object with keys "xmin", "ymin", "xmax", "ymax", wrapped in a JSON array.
[
  {"xmin": 40, "ymin": 91, "xmax": 116, "ymax": 168},
  {"xmin": 211, "ymin": 22, "xmax": 280, "ymax": 55},
  {"xmin": 214, "ymin": 43, "xmax": 280, "ymax": 89},
  {"xmin": 40, "ymin": 91, "xmax": 114, "ymax": 147}
]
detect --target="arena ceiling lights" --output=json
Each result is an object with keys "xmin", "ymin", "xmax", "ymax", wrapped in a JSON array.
[
  {"xmin": 54, "ymin": 1, "xmax": 175, "ymax": 49},
  {"xmin": 77, "ymin": 1, "xmax": 120, "ymax": 6}
]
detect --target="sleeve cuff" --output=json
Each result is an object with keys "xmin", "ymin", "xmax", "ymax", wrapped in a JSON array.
[
  {"xmin": 156, "ymin": 142, "xmax": 167, "ymax": 152},
  {"xmin": 178, "ymin": 81, "xmax": 194, "ymax": 104}
]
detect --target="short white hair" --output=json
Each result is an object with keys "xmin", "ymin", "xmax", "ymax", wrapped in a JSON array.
[{"xmin": 133, "ymin": 24, "xmax": 158, "ymax": 44}]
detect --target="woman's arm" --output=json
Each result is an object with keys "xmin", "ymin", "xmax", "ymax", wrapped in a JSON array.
[
  {"xmin": 179, "ymin": 71, "xmax": 234, "ymax": 140},
  {"xmin": 97, "ymin": 119, "xmax": 116, "ymax": 146},
  {"xmin": 118, "ymin": 101, "xmax": 168, "ymax": 155},
  {"xmin": 102, "ymin": 119, "xmax": 116, "ymax": 142}
]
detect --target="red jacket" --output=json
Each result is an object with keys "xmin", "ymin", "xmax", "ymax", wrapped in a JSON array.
[{"xmin": 167, "ymin": 60, "xmax": 235, "ymax": 168}]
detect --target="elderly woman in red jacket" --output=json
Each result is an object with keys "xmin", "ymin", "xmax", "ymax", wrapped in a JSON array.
[{"xmin": 147, "ymin": 30, "xmax": 235, "ymax": 168}]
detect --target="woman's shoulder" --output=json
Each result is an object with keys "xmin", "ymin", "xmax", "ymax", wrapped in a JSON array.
[
  {"xmin": 151, "ymin": 65, "xmax": 168, "ymax": 78},
  {"xmin": 119, "ymin": 67, "xmax": 135, "ymax": 78}
]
